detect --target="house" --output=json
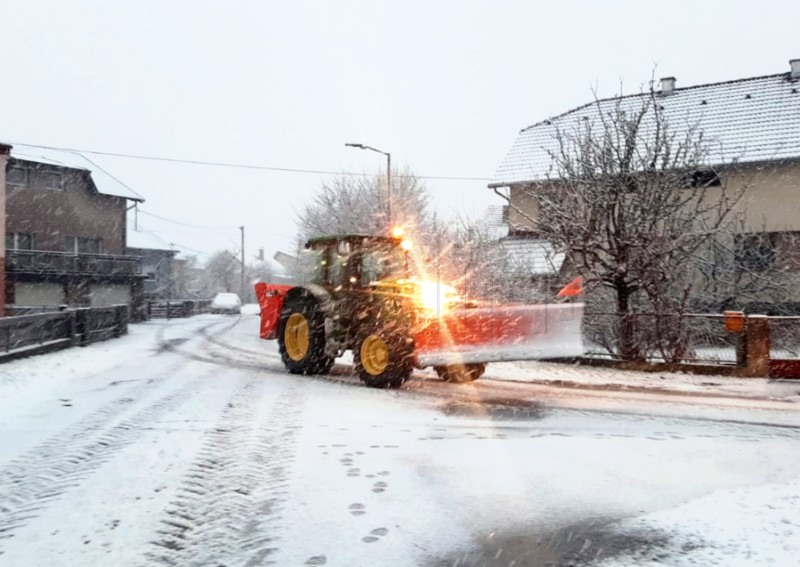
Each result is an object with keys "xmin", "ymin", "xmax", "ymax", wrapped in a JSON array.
[
  {"xmin": 473, "ymin": 205, "xmax": 566, "ymax": 301},
  {"xmin": 489, "ymin": 58, "xmax": 800, "ymax": 304},
  {"xmin": 126, "ymin": 227, "xmax": 177, "ymax": 301},
  {"xmin": 3, "ymin": 144, "xmax": 146, "ymax": 312},
  {"xmin": 0, "ymin": 143, "xmax": 12, "ymax": 317}
]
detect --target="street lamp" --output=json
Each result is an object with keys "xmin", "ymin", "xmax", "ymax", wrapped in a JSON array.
[{"xmin": 345, "ymin": 143, "xmax": 392, "ymax": 226}]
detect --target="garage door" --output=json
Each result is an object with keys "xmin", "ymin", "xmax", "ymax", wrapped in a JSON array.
[{"xmin": 14, "ymin": 282, "xmax": 66, "ymax": 306}]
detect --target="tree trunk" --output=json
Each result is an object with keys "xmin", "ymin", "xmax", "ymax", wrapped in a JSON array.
[{"xmin": 615, "ymin": 285, "xmax": 640, "ymax": 361}]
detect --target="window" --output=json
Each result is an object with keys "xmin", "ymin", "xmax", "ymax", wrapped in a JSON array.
[
  {"xmin": 6, "ymin": 232, "xmax": 35, "ymax": 250},
  {"xmin": 684, "ymin": 170, "xmax": 721, "ymax": 188},
  {"xmin": 361, "ymin": 246, "xmax": 407, "ymax": 284},
  {"xmin": 327, "ymin": 241, "xmax": 351, "ymax": 287},
  {"xmin": 6, "ymin": 165, "xmax": 28, "ymax": 186},
  {"xmin": 735, "ymin": 233, "xmax": 775, "ymax": 272},
  {"xmin": 42, "ymin": 171, "xmax": 63, "ymax": 190},
  {"xmin": 64, "ymin": 237, "xmax": 102, "ymax": 254},
  {"xmin": 80, "ymin": 238, "xmax": 101, "ymax": 254}
]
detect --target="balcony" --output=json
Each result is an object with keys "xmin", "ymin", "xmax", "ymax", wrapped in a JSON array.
[{"xmin": 5, "ymin": 249, "xmax": 142, "ymax": 278}]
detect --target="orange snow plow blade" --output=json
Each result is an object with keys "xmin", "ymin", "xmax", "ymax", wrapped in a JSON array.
[
  {"xmin": 254, "ymin": 282, "xmax": 293, "ymax": 339},
  {"xmin": 413, "ymin": 303, "xmax": 584, "ymax": 367}
]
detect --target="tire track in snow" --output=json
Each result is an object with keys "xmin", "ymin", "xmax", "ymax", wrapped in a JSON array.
[
  {"xmin": 0, "ymin": 369, "xmax": 202, "ymax": 547},
  {"xmin": 145, "ymin": 377, "xmax": 306, "ymax": 567}
]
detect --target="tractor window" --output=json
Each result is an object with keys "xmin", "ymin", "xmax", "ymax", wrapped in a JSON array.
[
  {"xmin": 328, "ymin": 242, "xmax": 350, "ymax": 287},
  {"xmin": 299, "ymin": 248, "xmax": 326, "ymax": 285},
  {"xmin": 361, "ymin": 247, "xmax": 407, "ymax": 284}
]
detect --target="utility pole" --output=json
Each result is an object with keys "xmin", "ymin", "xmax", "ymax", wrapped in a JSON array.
[{"xmin": 240, "ymin": 226, "xmax": 245, "ymax": 301}]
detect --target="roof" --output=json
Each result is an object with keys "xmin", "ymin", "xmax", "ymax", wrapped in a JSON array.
[
  {"xmin": 127, "ymin": 227, "xmax": 174, "ymax": 252},
  {"xmin": 498, "ymin": 238, "xmax": 565, "ymax": 276},
  {"xmin": 304, "ymin": 234, "xmax": 399, "ymax": 247},
  {"xmin": 491, "ymin": 69, "xmax": 800, "ymax": 187},
  {"xmin": 7, "ymin": 144, "xmax": 144, "ymax": 201}
]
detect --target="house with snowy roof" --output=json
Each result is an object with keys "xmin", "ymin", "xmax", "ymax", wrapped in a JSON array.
[
  {"xmin": 3, "ymin": 144, "xmax": 147, "ymax": 313},
  {"xmin": 490, "ymin": 58, "xmax": 800, "ymax": 304},
  {"xmin": 126, "ymin": 226, "xmax": 178, "ymax": 301}
]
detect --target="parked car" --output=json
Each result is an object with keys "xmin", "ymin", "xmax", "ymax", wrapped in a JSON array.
[{"xmin": 210, "ymin": 293, "xmax": 242, "ymax": 314}]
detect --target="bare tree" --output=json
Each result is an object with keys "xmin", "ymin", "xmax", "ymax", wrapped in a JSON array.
[
  {"xmin": 297, "ymin": 167, "xmax": 431, "ymax": 246},
  {"xmin": 498, "ymin": 87, "xmax": 745, "ymax": 360},
  {"xmin": 203, "ymin": 250, "xmax": 241, "ymax": 294}
]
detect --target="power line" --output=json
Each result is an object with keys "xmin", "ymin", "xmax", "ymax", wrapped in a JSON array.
[
  {"xmin": 78, "ymin": 152, "xmax": 146, "ymax": 200},
  {"xmin": 169, "ymin": 241, "xmax": 208, "ymax": 256},
  {"xmin": 12, "ymin": 141, "xmax": 492, "ymax": 182},
  {"xmin": 137, "ymin": 209, "xmax": 239, "ymax": 230}
]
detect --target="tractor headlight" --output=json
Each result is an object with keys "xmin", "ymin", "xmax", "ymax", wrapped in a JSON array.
[{"xmin": 418, "ymin": 280, "xmax": 458, "ymax": 313}]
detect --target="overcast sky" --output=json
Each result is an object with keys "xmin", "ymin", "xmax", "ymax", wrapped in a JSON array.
[{"xmin": 2, "ymin": 0, "xmax": 799, "ymax": 264}]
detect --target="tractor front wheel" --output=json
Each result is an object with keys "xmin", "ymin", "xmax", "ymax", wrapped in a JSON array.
[
  {"xmin": 354, "ymin": 329, "xmax": 413, "ymax": 389},
  {"xmin": 277, "ymin": 295, "xmax": 334, "ymax": 375},
  {"xmin": 434, "ymin": 363, "xmax": 486, "ymax": 383}
]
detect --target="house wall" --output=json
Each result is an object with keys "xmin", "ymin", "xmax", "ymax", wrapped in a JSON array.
[
  {"xmin": 725, "ymin": 162, "xmax": 800, "ymax": 233},
  {"xmin": 507, "ymin": 161, "xmax": 800, "ymax": 235},
  {"xmin": 0, "ymin": 144, "xmax": 10, "ymax": 317},
  {"xmin": 127, "ymin": 247, "xmax": 175, "ymax": 299},
  {"xmin": 505, "ymin": 160, "xmax": 800, "ymax": 304},
  {"xmin": 5, "ymin": 158, "xmax": 127, "ymax": 254}
]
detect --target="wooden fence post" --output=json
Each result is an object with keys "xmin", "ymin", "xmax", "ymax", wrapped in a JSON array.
[{"xmin": 745, "ymin": 315, "xmax": 771, "ymax": 377}]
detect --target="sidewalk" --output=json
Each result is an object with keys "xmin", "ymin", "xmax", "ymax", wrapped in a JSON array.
[{"xmin": 483, "ymin": 359, "xmax": 800, "ymax": 403}]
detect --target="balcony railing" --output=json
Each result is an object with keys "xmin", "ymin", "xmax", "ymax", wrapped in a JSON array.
[{"xmin": 5, "ymin": 249, "xmax": 142, "ymax": 277}]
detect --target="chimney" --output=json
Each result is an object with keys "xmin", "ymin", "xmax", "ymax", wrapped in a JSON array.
[
  {"xmin": 791, "ymin": 59, "xmax": 800, "ymax": 80},
  {"xmin": 258, "ymin": 247, "xmax": 265, "ymax": 261},
  {"xmin": 659, "ymin": 77, "xmax": 676, "ymax": 96}
]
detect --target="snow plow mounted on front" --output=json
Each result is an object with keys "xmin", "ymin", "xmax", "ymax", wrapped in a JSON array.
[{"xmin": 255, "ymin": 232, "xmax": 583, "ymax": 388}]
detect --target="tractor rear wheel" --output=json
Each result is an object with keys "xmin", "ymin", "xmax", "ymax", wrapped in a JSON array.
[
  {"xmin": 354, "ymin": 328, "xmax": 413, "ymax": 389},
  {"xmin": 277, "ymin": 294, "xmax": 334, "ymax": 375},
  {"xmin": 434, "ymin": 363, "xmax": 486, "ymax": 383}
]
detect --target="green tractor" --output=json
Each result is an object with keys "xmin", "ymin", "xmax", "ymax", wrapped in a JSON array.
[
  {"xmin": 275, "ymin": 234, "xmax": 421, "ymax": 388},
  {"xmin": 256, "ymin": 233, "xmax": 585, "ymax": 388}
]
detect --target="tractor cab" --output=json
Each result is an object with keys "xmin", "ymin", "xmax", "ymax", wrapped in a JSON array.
[{"xmin": 302, "ymin": 234, "xmax": 411, "ymax": 291}]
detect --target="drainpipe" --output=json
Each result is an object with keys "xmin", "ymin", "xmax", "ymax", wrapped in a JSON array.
[{"xmin": 0, "ymin": 143, "xmax": 12, "ymax": 318}]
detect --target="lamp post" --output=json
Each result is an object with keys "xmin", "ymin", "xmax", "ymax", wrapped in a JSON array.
[{"xmin": 345, "ymin": 143, "xmax": 392, "ymax": 226}]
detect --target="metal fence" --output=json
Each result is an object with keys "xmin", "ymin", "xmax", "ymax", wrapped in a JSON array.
[
  {"xmin": 769, "ymin": 317, "xmax": 800, "ymax": 360},
  {"xmin": 147, "ymin": 299, "xmax": 213, "ymax": 319},
  {"xmin": 0, "ymin": 305, "xmax": 129, "ymax": 357},
  {"xmin": 583, "ymin": 312, "xmax": 741, "ymax": 365}
]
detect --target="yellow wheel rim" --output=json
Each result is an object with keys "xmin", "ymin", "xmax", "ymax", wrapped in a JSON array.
[
  {"xmin": 285, "ymin": 313, "xmax": 310, "ymax": 362},
  {"xmin": 361, "ymin": 334, "xmax": 390, "ymax": 376}
]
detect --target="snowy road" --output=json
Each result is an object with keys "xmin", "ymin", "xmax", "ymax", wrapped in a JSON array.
[{"xmin": 1, "ymin": 313, "xmax": 800, "ymax": 567}]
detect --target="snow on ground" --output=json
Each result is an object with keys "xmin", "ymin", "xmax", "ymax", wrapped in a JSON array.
[
  {"xmin": 1, "ymin": 312, "xmax": 800, "ymax": 566},
  {"xmin": 487, "ymin": 359, "xmax": 800, "ymax": 402},
  {"xmin": 592, "ymin": 480, "xmax": 800, "ymax": 567}
]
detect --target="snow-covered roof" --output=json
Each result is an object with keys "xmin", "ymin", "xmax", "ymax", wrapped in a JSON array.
[
  {"xmin": 491, "ymin": 69, "xmax": 800, "ymax": 187},
  {"xmin": 127, "ymin": 227, "xmax": 174, "ymax": 252},
  {"xmin": 499, "ymin": 238, "xmax": 565, "ymax": 276},
  {"xmin": 474, "ymin": 205, "xmax": 509, "ymax": 241},
  {"xmin": 8, "ymin": 144, "xmax": 144, "ymax": 201}
]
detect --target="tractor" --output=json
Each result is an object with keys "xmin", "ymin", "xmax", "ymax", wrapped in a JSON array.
[{"xmin": 255, "ymin": 232, "xmax": 584, "ymax": 388}]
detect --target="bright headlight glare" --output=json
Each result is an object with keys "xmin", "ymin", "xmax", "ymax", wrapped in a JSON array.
[{"xmin": 418, "ymin": 280, "xmax": 457, "ymax": 312}]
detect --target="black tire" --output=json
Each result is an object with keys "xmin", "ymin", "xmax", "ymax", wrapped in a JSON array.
[
  {"xmin": 353, "ymin": 326, "xmax": 413, "ymax": 389},
  {"xmin": 434, "ymin": 363, "xmax": 486, "ymax": 383},
  {"xmin": 277, "ymin": 294, "xmax": 334, "ymax": 375}
]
